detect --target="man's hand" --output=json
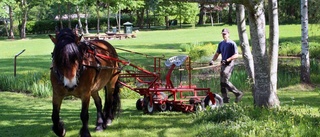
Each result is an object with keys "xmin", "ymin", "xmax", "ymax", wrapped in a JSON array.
[
  {"xmin": 221, "ymin": 60, "xmax": 227, "ymax": 65},
  {"xmin": 209, "ymin": 60, "xmax": 214, "ymax": 66}
]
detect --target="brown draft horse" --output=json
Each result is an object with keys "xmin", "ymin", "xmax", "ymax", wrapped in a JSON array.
[{"xmin": 49, "ymin": 28, "xmax": 121, "ymax": 137}]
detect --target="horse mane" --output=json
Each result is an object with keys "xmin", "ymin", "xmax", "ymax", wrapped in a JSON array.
[{"xmin": 53, "ymin": 28, "xmax": 83, "ymax": 69}]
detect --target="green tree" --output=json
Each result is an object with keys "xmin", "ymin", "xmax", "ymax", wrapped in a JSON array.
[
  {"xmin": 0, "ymin": 2, "xmax": 10, "ymax": 36},
  {"xmin": 153, "ymin": 1, "xmax": 197, "ymax": 29},
  {"xmin": 2, "ymin": 0, "xmax": 16, "ymax": 39}
]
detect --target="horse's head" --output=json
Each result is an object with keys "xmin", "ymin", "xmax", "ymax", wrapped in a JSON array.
[{"xmin": 49, "ymin": 28, "xmax": 83, "ymax": 91}]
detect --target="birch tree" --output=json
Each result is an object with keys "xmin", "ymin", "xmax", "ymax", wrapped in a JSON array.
[
  {"xmin": 244, "ymin": 0, "xmax": 280, "ymax": 107},
  {"xmin": 19, "ymin": 0, "xmax": 28, "ymax": 39},
  {"xmin": 171, "ymin": 0, "xmax": 281, "ymax": 107},
  {"xmin": 3, "ymin": 0, "xmax": 15, "ymax": 39},
  {"xmin": 235, "ymin": 4, "xmax": 254, "ymax": 96},
  {"xmin": 268, "ymin": 0, "xmax": 280, "ymax": 105},
  {"xmin": 300, "ymin": 0, "xmax": 310, "ymax": 83}
]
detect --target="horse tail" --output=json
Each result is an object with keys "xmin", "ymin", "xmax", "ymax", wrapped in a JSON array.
[{"xmin": 112, "ymin": 78, "xmax": 121, "ymax": 117}]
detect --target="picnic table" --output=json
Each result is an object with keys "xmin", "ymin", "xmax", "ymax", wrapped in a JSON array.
[{"xmin": 83, "ymin": 33, "xmax": 136, "ymax": 40}]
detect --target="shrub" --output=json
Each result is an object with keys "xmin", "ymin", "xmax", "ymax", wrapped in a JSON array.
[
  {"xmin": 309, "ymin": 42, "xmax": 320, "ymax": 59},
  {"xmin": 279, "ymin": 42, "xmax": 301, "ymax": 56},
  {"xmin": 120, "ymin": 86, "xmax": 140, "ymax": 99},
  {"xmin": 181, "ymin": 42, "xmax": 217, "ymax": 61}
]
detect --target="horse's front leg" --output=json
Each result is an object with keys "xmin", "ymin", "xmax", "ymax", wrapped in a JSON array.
[
  {"xmin": 91, "ymin": 91, "xmax": 105, "ymax": 131},
  {"xmin": 52, "ymin": 95, "xmax": 66, "ymax": 137},
  {"xmin": 79, "ymin": 96, "xmax": 91, "ymax": 137}
]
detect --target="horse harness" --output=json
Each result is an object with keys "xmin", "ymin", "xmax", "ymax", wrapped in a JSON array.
[{"xmin": 51, "ymin": 40, "xmax": 126, "ymax": 86}]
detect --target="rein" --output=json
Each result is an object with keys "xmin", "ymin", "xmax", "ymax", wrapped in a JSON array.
[{"xmin": 87, "ymin": 49, "xmax": 129, "ymax": 67}]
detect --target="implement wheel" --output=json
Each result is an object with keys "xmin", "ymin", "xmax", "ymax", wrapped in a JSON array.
[
  {"xmin": 204, "ymin": 94, "xmax": 223, "ymax": 109},
  {"xmin": 153, "ymin": 92, "xmax": 167, "ymax": 111},
  {"xmin": 194, "ymin": 102, "xmax": 204, "ymax": 112},
  {"xmin": 158, "ymin": 103, "xmax": 167, "ymax": 112},
  {"xmin": 136, "ymin": 98, "xmax": 144, "ymax": 110},
  {"xmin": 143, "ymin": 97, "xmax": 154, "ymax": 114}
]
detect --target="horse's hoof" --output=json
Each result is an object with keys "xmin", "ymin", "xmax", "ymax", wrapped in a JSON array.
[
  {"xmin": 80, "ymin": 127, "xmax": 91, "ymax": 137},
  {"xmin": 106, "ymin": 119, "xmax": 112, "ymax": 126},
  {"xmin": 102, "ymin": 119, "xmax": 112, "ymax": 129},
  {"xmin": 52, "ymin": 124, "xmax": 66, "ymax": 137},
  {"xmin": 95, "ymin": 125, "xmax": 104, "ymax": 132}
]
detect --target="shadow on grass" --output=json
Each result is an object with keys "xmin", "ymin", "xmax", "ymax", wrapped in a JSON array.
[
  {"xmin": 0, "ymin": 92, "xmax": 194, "ymax": 137},
  {"xmin": 0, "ymin": 55, "xmax": 51, "ymax": 75},
  {"xmin": 1, "ymin": 89, "xmax": 320, "ymax": 137}
]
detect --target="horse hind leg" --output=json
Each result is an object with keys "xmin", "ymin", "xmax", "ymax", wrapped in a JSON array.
[
  {"xmin": 103, "ymin": 81, "xmax": 121, "ymax": 128},
  {"xmin": 91, "ymin": 91, "xmax": 105, "ymax": 131},
  {"xmin": 52, "ymin": 96, "xmax": 66, "ymax": 137}
]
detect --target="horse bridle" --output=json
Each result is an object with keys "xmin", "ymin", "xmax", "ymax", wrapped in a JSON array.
[
  {"xmin": 51, "ymin": 40, "xmax": 123, "ymax": 88},
  {"xmin": 51, "ymin": 57, "xmax": 83, "ymax": 88}
]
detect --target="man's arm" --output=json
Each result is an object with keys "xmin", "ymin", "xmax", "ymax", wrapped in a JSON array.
[
  {"xmin": 226, "ymin": 53, "xmax": 238, "ymax": 62},
  {"xmin": 212, "ymin": 52, "xmax": 219, "ymax": 61}
]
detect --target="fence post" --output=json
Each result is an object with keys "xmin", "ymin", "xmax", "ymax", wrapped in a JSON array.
[{"xmin": 14, "ymin": 49, "xmax": 26, "ymax": 77}]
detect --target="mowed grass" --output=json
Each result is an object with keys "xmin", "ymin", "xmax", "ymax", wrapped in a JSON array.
[
  {"xmin": 2, "ymin": 24, "xmax": 317, "ymax": 75},
  {"xmin": 1, "ymin": 24, "xmax": 320, "ymax": 136},
  {"xmin": 0, "ymin": 91, "xmax": 194, "ymax": 137},
  {"xmin": 1, "ymin": 85, "xmax": 320, "ymax": 137}
]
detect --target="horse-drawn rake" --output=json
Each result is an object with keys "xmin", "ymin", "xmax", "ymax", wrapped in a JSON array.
[
  {"xmin": 116, "ymin": 51, "xmax": 223, "ymax": 114},
  {"xmin": 48, "ymin": 27, "xmax": 223, "ymax": 137}
]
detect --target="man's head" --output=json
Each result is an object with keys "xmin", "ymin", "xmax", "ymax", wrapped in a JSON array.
[{"xmin": 221, "ymin": 28, "xmax": 230, "ymax": 41}]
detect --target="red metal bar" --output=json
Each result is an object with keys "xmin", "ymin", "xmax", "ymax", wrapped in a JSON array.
[{"xmin": 188, "ymin": 57, "xmax": 191, "ymax": 88}]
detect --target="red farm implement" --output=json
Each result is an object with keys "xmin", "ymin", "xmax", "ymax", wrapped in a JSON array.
[{"xmin": 116, "ymin": 48, "xmax": 223, "ymax": 114}]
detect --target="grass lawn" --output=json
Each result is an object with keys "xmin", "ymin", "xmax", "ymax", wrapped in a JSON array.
[
  {"xmin": 1, "ymin": 84, "xmax": 320, "ymax": 137},
  {"xmin": 1, "ymin": 24, "xmax": 315, "ymax": 75},
  {"xmin": 1, "ymin": 24, "xmax": 320, "ymax": 136}
]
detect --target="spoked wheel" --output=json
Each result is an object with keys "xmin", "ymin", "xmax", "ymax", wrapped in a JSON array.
[
  {"xmin": 167, "ymin": 102, "xmax": 174, "ymax": 111},
  {"xmin": 136, "ymin": 98, "xmax": 144, "ymax": 110},
  {"xmin": 204, "ymin": 94, "xmax": 223, "ymax": 109},
  {"xmin": 194, "ymin": 102, "xmax": 204, "ymax": 112},
  {"xmin": 143, "ymin": 97, "xmax": 154, "ymax": 114},
  {"xmin": 189, "ymin": 97, "xmax": 203, "ymax": 112},
  {"xmin": 153, "ymin": 92, "xmax": 168, "ymax": 112},
  {"xmin": 158, "ymin": 103, "xmax": 167, "ymax": 112}
]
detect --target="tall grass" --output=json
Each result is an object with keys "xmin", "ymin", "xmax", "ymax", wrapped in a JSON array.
[
  {"xmin": 194, "ymin": 102, "xmax": 320, "ymax": 137},
  {"xmin": 0, "ymin": 71, "xmax": 52, "ymax": 97}
]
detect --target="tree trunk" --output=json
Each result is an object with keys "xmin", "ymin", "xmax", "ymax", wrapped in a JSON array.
[
  {"xmin": 4, "ymin": 20, "xmax": 9, "ymax": 37},
  {"xmin": 8, "ymin": 5, "xmax": 14, "ymax": 39},
  {"xmin": 236, "ymin": 4, "xmax": 254, "ymax": 95},
  {"xmin": 96, "ymin": 0, "xmax": 100, "ymax": 34},
  {"xmin": 118, "ymin": 10, "xmax": 121, "ymax": 33},
  {"xmin": 228, "ymin": 3, "xmax": 233, "ymax": 25},
  {"xmin": 198, "ymin": 3, "xmax": 205, "ymax": 25},
  {"xmin": 165, "ymin": 16, "xmax": 169, "ymax": 29},
  {"xmin": 67, "ymin": 2, "xmax": 71, "ymax": 28},
  {"xmin": 136, "ymin": 9, "xmax": 144, "ymax": 29},
  {"xmin": 84, "ymin": 4, "xmax": 89, "ymax": 34},
  {"xmin": 107, "ymin": 4, "xmax": 110, "ymax": 32},
  {"xmin": 20, "ymin": 0, "xmax": 28, "ymax": 39},
  {"xmin": 300, "ymin": 0, "xmax": 311, "ymax": 83},
  {"xmin": 268, "ymin": 0, "xmax": 281, "ymax": 106},
  {"xmin": 76, "ymin": 5, "xmax": 84, "ymax": 35},
  {"xmin": 210, "ymin": 12, "xmax": 214, "ymax": 26},
  {"xmin": 246, "ymin": 1, "xmax": 279, "ymax": 107},
  {"xmin": 59, "ymin": 5, "xmax": 63, "ymax": 29},
  {"xmin": 147, "ymin": 9, "xmax": 150, "ymax": 29}
]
